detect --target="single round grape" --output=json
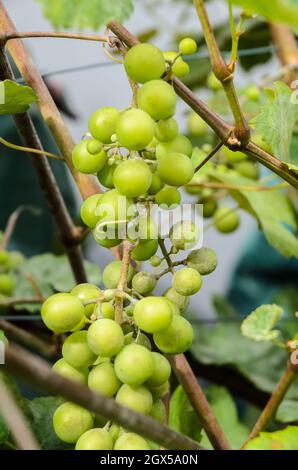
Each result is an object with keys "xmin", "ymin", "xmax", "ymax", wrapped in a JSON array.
[
  {"xmin": 101, "ymin": 302, "xmax": 115, "ymax": 319},
  {"xmin": 179, "ymin": 37, "xmax": 197, "ymax": 55},
  {"xmin": 53, "ymin": 402, "xmax": 94, "ymax": 444},
  {"xmin": 0, "ymin": 274, "xmax": 14, "ymax": 296},
  {"xmin": 131, "ymin": 238, "xmax": 158, "ymax": 261},
  {"xmin": 80, "ymin": 194, "xmax": 102, "ymax": 228},
  {"xmin": 187, "ymin": 112, "xmax": 208, "ymax": 136},
  {"xmin": 164, "ymin": 287, "xmax": 189, "ymax": 313},
  {"xmin": 124, "ymin": 43, "xmax": 166, "ymax": 84},
  {"xmin": 116, "ymin": 109, "xmax": 154, "ymax": 150},
  {"xmin": 155, "ymin": 118, "xmax": 178, "ymax": 142},
  {"xmin": 72, "ymin": 140, "xmax": 107, "ymax": 174},
  {"xmin": 133, "ymin": 296, "xmax": 173, "ymax": 333},
  {"xmin": 97, "ymin": 163, "xmax": 116, "ymax": 189},
  {"xmin": 93, "ymin": 232, "xmax": 121, "ymax": 248},
  {"xmin": 172, "ymin": 267, "xmax": 202, "ymax": 296},
  {"xmin": 132, "ymin": 271, "xmax": 157, "ymax": 295},
  {"xmin": 114, "ymin": 344, "xmax": 154, "ymax": 385},
  {"xmin": 88, "ymin": 362, "xmax": 121, "ymax": 397},
  {"xmin": 52, "ymin": 358, "xmax": 88, "ymax": 384},
  {"xmin": 124, "ymin": 304, "xmax": 134, "ymax": 317},
  {"xmin": 149, "ymin": 380, "xmax": 170, "ymax": 400},
  {"xmin": 62, "ymin": 330, "xmax": 96, "ymax": 369},
  {"xmin": 71, "ymin": 283, "xmax": 101, "ymax": 317},
  {"xmin": 155, "ymin": 186, "xmax": 181, "ymax": 207},
  {"xmin": 128, "ymin": 215, "xmax": 158, "ymax": 242},
  {"xmin": 148, "ymin": 172, "xmax": 164, "ymax": 195},
  {"xmin": 95, "ymin": 189, "xmax": 134, "ymax": 232},
  {"xmin": 153, "ymin": 315, "xmax": 193, "ymax": 354},
  {"xmin": 150, "ymin": 254, "xmax": 162, "ymax": 267},
  {"xmin": 157, "ymin": 152, "xmax": 194, "ymax": 186},
  {"xmin": 150, "ymin": 399, "xmax": 166, "ymax": 423},
  {"xmin": 214, "ymin": 207, "xmax": 240, "ymax": 233},
  {"xmin": 41, "ymin": 293, "xmax": 85, "ymax": 334},
  {"xmin": 88, "ymin": 107, "xmax": 120, "ymax": 143},
  {"xmin": 234, "ymin": 161, "xmax": 260, "ymax": 180},
  {"xmin": 200, "ymin": 196, "xmax": 217, "ymax": 218},
  {"xmin": 87, "ymin": 318, "xmax": 124, "ymax": 357},
  {"xmin": 0, "ymin": 250, "xmax": 9, "ymax": 267},
  {"xmin": 137, "ymin": 80, "xmax": 176, "ymax": 120},
  {"xmin": 114, "ymin": 432, "xmax": 150, "ymax": 450},
  {"xmin": 102, "ymin": 260, "xmax": 134, "ymax": 289},
  {"xmin": 163, "ymin": 51, "xmax": 190, "ymax": 78},
  {"xmin": 186, "ymin": 247, "xmax": 218, "ymax": 275},
  {"xmin": 207, "ymin": 72, "xmax": 222, "ymax": 91},
  {"xmin": 116, "ymin": 384, "xmax": 153, "ymax": 414},
  {"xmin": 75, "ymin": 428, "xmax": 113, "ymax": 450},
  {"xmin": 169, "ymin": 220, "xmax": 199, "ymax": 250},
  {"xmin": 223, "ymin": 146, "xmax": 247, "ymax": 162},
  {"xmin": 245, "ymin": 85, "xmax": 260, "ymax": 101},
  {"xmin": 156, "ymin": 134, "xmax": 192, "ymax": 158},
  {"xmin": 113, "ymin": 159, "xmax": 152, "ymax": 197},
  {"xmin": 146, "ymin": 352, "xmax": 171, "ymax": 387},
  {"xmin": 124, "ymin": 332, "xmax": 152, "ymax": 350}
]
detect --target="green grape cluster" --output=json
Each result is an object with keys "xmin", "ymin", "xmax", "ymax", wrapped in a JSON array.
[{"xmin": 0, "ymin": 239, "xmax": 25, "ymax": 299}]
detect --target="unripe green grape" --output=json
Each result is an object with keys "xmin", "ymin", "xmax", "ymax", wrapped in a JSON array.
[
  {"xmin": 155, "ymin": 186, "xmax": 181, "ymax": 207},
  {"xmin": 53, "ymin": 402, "xmax": 93, "ymax": 444},
  {"xmin": 207, "ymin": 72, "xmax": 222, "ymax": 91},
  {"xmin": 88, "ymin": 107, "xmax": 120, "ymax": 143},
  {"xmin": 114, "ymin": 432, "xmax": 150, "ymax": 450},
  {"xmin": 156, "ymin": 134, "xmax": 192, "ymax": 158},
  {"xmin": 128, "ymin": 215, "xmax": 158, "ymax": 242},
  {"xmin": 163, "ymin": 51, "xmax": 190, "ymax": 78},
  {"xmin": 187, "ymin": 112, "xmax": 208, "ymax": 137},
  {"xmin": 157, "ymin": 152, "xmax": 194, "ymax": 186},
  {"xmin": 62, "ymin": 331, "xmax": 96, "ymax": 369},
  {"xmin": 186, "ymin": 247, "xmax": 218, "ymax": 275},
  {"xmin": 124, "ymin": 43, "xmax": 166, "ymax": 84},
  {"xmin": 131, "ymin": 238, "xmax": 158, "ymax": 261},
  {"xmin": 133, "ymin": 296, "xmax": 173, "ymax": 333},
  {"xmin": 148, "ymin": 172, "xmax": 164, "ymax": 195},
  {"xmin": 80, "ymin": 194, "xmax": 102, "ymax": 229},
  {"xmin": 116, "ymin": 109, "xmax": 154, "ymax": 150},
  {"xmin": 75, "ymin": 428, "xmax": 113, "ymax": 450},
  {"xmin": 150, "ymin": 254, "xmax": 162, "ymax": 267},
  {"xmin": 169, "ymin": 220, "xmax": 199, "ymax": 250},
  {"xmin": 97, "ymin": 163, "xmax": 116, "ymax": 189},
  {"xmin": 164, "ymin": 287, "xmax": 189, "ymax": 313},
  {"xmin": 179, "ymin": 37, "xmax": 197, "ymax": 55},
  {"xmin": 150, "ymin": 399, "xmax": 166, "ymax": 423},
  {"xmin": 93, "ymin": 233, "xmax": 121, "ymax": 248},
  {"xmin": 137, "ymin": 80, "xmax": 177, "ymax": 120},
  {"xmin": 245, "ymin": 85, "xmax": 260, "ymax": 101},
  {"xmin": 153, "ymin": 315, "xmax": 193, "ymax": 354},
  {"xmin": 113, "ymin": 159, "xmax": 152, "ymax": 197},
  {"xmin": 132, "ymin": 271, "xmax": 157, "ymax": 295},
  {"xmin": 52, "ymin": 358, "xmax": 88, "ymax": 384},
  {"xmin": 87, "ymin": 318, "xmax": 124, "ymax": 357},
  {"xmin": 109, "ymin": 423, "xmax": 120, "ymax": 442},
  {"xmin": 116, "ymin": 384, "xmax": 153, "ymax": 414},
  {"xmin": 200, "ymin": 196, "xmax": 217, "ymax": 218},
  {"xmin": 41, "ymin": 293, "xmax": 84, "ymax": 334},
  {"xmin": 172, "ymin": 267, "xmax": 202, "ymax": 296},
  {"xmin": 95, "ymin": 189, "xmax": 134, "ymax": 226},
  {"xmin": 0, "ymin": 250, "xmax": 10, "ymax": 267},
  {"xmin": 223, "ymin": 146, "xmax": 247, "ymax": 162},
  {"xmin": 0, "ymin": 274, "xmax": 14, "ymax": 295},
  {"xmin": 71, "ymin": 283, "xmax": 101, "ymax": 317},
  {"xmin": 214, "ymin": 207, "xmax": 240, "ymax": 233},
  {"xmin": 146, "ymin": 352, "xmax": 171, "ymax": 387},
  {"xmin": 155, "ymin": 118, "xmax": 178, "ymax": 142},
  {"xmin": 88, "ymin": 361, "xmax": 121, "ymax": 397},
  {"xmin": 124, "ymin": 332, "xmax": 152, "ymax": 350},
  {"xmin": 102, "ymin": 260, "xmax": 134, "ymax": 289},
  {"xmin": 101, "ymin": 301, "xmax": 115, "ymax": 319},
  {"xmin": 72, "ymin": 140, "xmax": 107, "ymax": 174},
  {"xmin": 234, "ymin": 160, "xmax": 260, "ymax": 180},
  {"xmin": 149, "ymin": 380, "xmax": 170, "ymax": 400},
  {"xmin": 114, "ymin": 344, "xmax": 154, "ymax": 385},
  {"xmin": 124, "ymin": 304, "xmax": 134, "ymax": 317}
]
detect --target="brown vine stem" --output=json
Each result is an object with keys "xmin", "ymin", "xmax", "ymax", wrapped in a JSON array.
[
  {"xmin": 1, "ymin": 31, "xmax": 109, "ymax": 44},
  {"xmin": 0, "ymin": 379, "xmax": 40, "ymax": 450},
  {"xmin": 114, "ymin": 240, "xmax": 133, "ymax": 324},
  {"xmin": 0, "ymin": 47, "xmax": 87, "ymax": 284},
  {"xmin": 158, "ymin": 238, "xmax": 173, "ymax": 273},
  {"xmin": 5, "ymin": 342, "xmax": 206, "ymax": 451},
  {"xmin": 25, "ymin": 273, "xmax": 45, "ymax": 302},
  {"xmin": 0, "ymin": 205, "xmax": 37, "ymax": 251},
  {"xmin": 0, "ymin": 136, "xmax": 64, "ymax": 161},
  {"xmin": 242, "ymin": 362, "xmax": 296, "ymax": 447},
  {"xmin": 170, "ymin": 355, "xmax": 231, "ymax": 450}
]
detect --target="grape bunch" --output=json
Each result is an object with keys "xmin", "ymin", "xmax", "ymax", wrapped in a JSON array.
[{"xmin": 40, "ymin": 39, "xmax": 220, "ymax": 450}]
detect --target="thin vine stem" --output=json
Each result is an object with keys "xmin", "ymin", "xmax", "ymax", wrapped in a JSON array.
[
  {"xmin": 194, "ymin": 141, "xmax": 223, "ymax": 173},
  {"xmin": 0, "ymin": 205, "xmax": 40, "ymax": 250},
  {"xmin": 114, "ymin": 240, "xmax": 134, "ymax": 324},
  {"xmin": 1, "ymin": 31, "xmax": 110, "ymax": 45},
  {"xmin": 0, "ymin": 136, "xmax": 64, "ymax": 161}
]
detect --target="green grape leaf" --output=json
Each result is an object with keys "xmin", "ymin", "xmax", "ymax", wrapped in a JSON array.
[
  {"xmin": 0, "ymin": 80, "xmax": 38, "ymax": 115},
  {"xmin": 241, "ymin": 304, "xmax": 283, "ymax": 342},
  {"xmin": 251, "ymin": 82, "xmax": 298, "ymax": 163},
  {"xmin": 212, "ymin": 294, "xmax": 237, "ymax": 318},
  {"xmin": 232, "ymin": 0, "xmax": 298, "ymax": 30},
  {"xmin": 12, "ymin": 253, "xmax": 101, "ymax": 313},
  {"xmin": 169, "ymin": 385, "xmax": 203, "ymax": 443},
  {"xmin": 243, "ymin": 426, "xmax": 298, "ymax": 450},
  {"xmin": 35, "ymin": 0, "xmax": 133, "ymax": 30},
  {"xmin": 210, "ymin": 170, "xmax": 298, "ymax": 258},
  {"xmin": 200, "ymin": 386, "xmax": 249, "ymax": 450},
  {"xmin": 276, "ymin": 399, "xmax": 298, "ymax": 423}
]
